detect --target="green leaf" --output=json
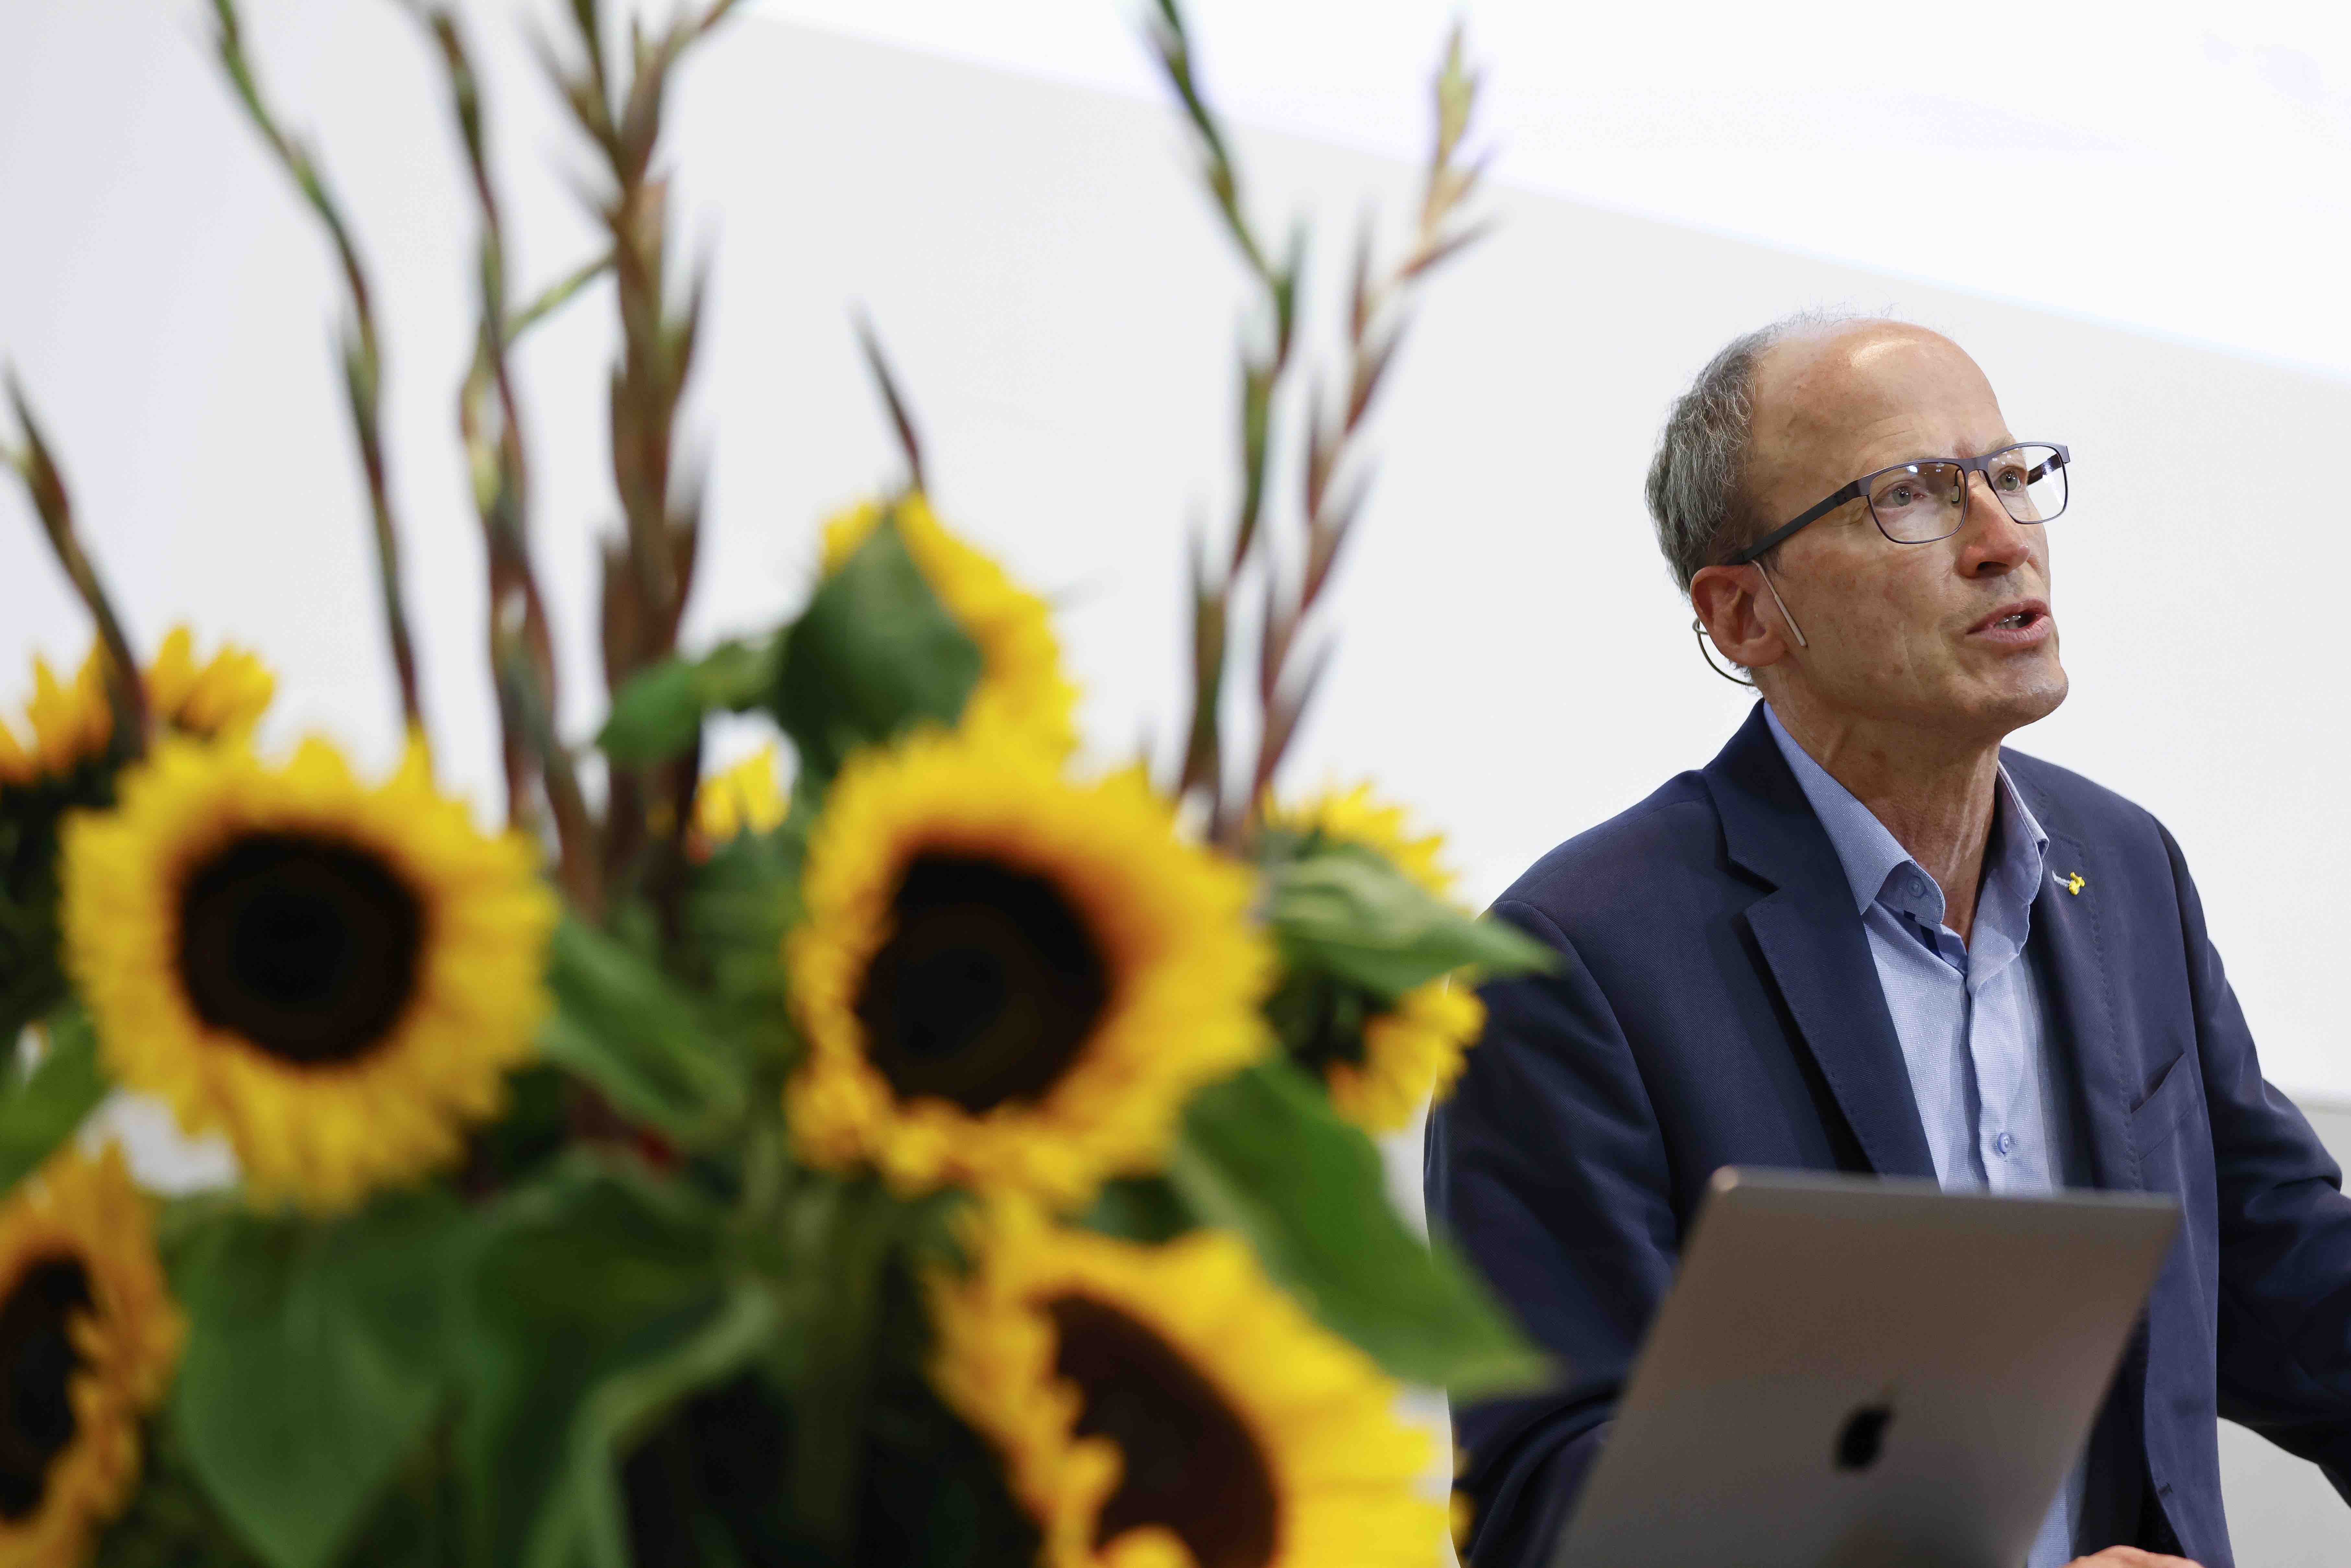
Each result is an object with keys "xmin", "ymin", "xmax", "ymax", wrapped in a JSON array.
[
  {"xmin": 0, "ymin": 766, "xmax": 110, "ymax": 1045},
  {"xmin": 462, "ymin": 1062, "xmax": 573, "ymax": 1192},
  {"xmin": 169, "ymin": 1191, "xmax": 474, "ymax": 1568},
  {"xmin": 608, "ymin": 1219, "xmax": 1039, "ymax": 1568},
  {"xmin": 1266, "ymin": 840, "xmax": 1555, "ymax": 1001},
  {"xmin": 92, "ymin": 1393, "xmax": 276, "ymax": 1568},
  {"xmin": 768, "ymin": 1177, "xmax": 912, "ymax": 1552},
  {"xmin": 847, "ymin": 1251, "xmax": 1042, "ymax": 1568},
  {"xmin": 768, "ymin": 510, "xmax": 981, "ymax": 782},
  {"xmin": 1173, "ymin": 1059, "xmax": 1550, "ymax": 1398},
  {"xmin": 1260, "ymin": 963, "xmax": 1381, "ymax": 1077},
  {"xmin": 567, "ymin": 1280, "xmax": 780, "ymax": 1568},
  {"xmin": 455, "ymin": 1154, "xmax": 740, "ymax": 1568},
  {"xmin": 683, "ymin": 822, "xmax": 806, "ymax": 1062},
  {"xmin": 0, "ymin": 915, "xmax": 66, "ymax": 1059},
  {"xmin": 853, "ymin": 1383, "xmax": 1043, "ymax": 1568},
  {"xmin": 616, "ymin": 1378, "xmax": 781, "ymax": 1568},
  {"xmin": 542, "ymin": 916, "xmax": 750, "ymax": 1144},
  {"xmin": 597, "ymin": 637, "xmax": 781, "ymax": 766},
  {"xmin": 330, "ymin": 1422, "xmax": 463, "ymax": 1568},
  {"xmin": 1077, "ymin": 1176, "xmax": 1194, "ymax": 1245},
  {"xmin": 0, "ymin": 1005, "xmax": 110, "ymax": 1195}
]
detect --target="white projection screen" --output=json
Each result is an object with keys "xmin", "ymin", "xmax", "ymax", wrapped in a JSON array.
[{"xmin": 4, "ymin": 5, "xmax": 2349, "ymax": 1557}]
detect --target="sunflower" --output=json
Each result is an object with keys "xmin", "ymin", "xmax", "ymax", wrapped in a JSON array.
[
  {"xmin": 690, "ymin": 743, "xmax": 787, "ymax": 854},
  {"xmin": 142, "ymin": 627, "xmax": 275, "ymax": 743},
  {"xmin": 0, "ymin": 627, "xmax": 273, "ymax": 789},
  {"xmin": 59, "ymin": 736, "xmax": 556, "ymax": 1213},
  {"xmin": 0, "ymin": 658, "xmax": 106, "ymax": 793},
  {"xmin": 1267, "ymin": 785, "xmax": 1486, "ymax": 1133},
  {"xmin": 785, "ymin": 724, "xmax": 1269, "ymax": 1205},
  {"xmin": 822, "ymin": 494, "xmax": 1077, "ymax": 755},
  {"xmin": 930, "ymin": 1205, "xmax": 1443, "ymax": 1568},
  {"xmin": 0, "ymin": 1143, "xmax": 181, "ymax": 1568}
]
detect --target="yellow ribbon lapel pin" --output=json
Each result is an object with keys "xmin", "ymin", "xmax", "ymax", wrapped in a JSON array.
[{"xmin": 2058, "ymin": 871, "xmax": 2086, "ymax": 896}]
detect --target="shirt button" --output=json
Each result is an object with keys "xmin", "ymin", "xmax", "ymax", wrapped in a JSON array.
[{"xmin": 1994, "ymin": 1131, "xmax": 2016, "ymax": 1158}]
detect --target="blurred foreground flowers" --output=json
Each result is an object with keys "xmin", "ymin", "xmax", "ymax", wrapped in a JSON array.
[{"xmin": 0, "ymin": 2, "xmax": 1551, "ymax": 1565}]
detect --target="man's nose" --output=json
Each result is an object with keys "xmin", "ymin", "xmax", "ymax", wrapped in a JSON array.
[{"xmin": 1955, "ymin": 471, "xmax": 2036, "ymax": 576}]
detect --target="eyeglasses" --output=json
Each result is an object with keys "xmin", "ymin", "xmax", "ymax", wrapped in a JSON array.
[{"xmin": 1726, "ymin": 442, "xmax": 2070, "ymax": 566}]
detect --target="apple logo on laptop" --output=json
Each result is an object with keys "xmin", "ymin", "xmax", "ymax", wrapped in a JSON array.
[{"xmin": 1834, "ymin": 1404, "xmax": 1894, "ymax": 1471}]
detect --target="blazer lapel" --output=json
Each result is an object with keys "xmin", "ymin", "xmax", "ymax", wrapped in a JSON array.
[
  {"xmin": 2010, "ymin": 765, "xmax": 2142, "ymax": 1193},
  {"xmin": 1704, "ymin": 707, "xmax": 1937, "ymax": 1181},
  {"xmin": 1745, "ymin": 891, "xmax": 1938, "ymax": 1180}
]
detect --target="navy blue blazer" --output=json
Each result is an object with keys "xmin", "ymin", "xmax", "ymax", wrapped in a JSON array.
[{"xmin": 1426, "ymin": 704, "xmax": 2351, "ymax": 1568}]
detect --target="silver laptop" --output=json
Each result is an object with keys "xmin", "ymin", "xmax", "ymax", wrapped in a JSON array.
[{"xmin": 1552, "ymin": 1167, "xmax": 2178, "ymax": 1568}]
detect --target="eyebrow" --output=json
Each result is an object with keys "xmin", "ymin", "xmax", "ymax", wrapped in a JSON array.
[{"xmin": 1879, "ymin": 433, "xmax": 2020, "ymax": 468}]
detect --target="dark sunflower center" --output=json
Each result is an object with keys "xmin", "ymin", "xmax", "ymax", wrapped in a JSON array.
[
  {"xmin": 1265, "ymin": 968, "xmax": 1375, "ymax": 1076},
  {"xmin": 0, "ymin": 1258, "xmax": 92, "ymax": 1522},
  {"xmin": 1048, "ymin": 1293, "xmax": 1278, "ymax": 1568},
  {"xmin": 853, "ymin": 853, "xmax": 1109, "ymax": 1113},
  {"xmin": 177, "ymin": 831, "xmax": 425, "ymax": 1066}
]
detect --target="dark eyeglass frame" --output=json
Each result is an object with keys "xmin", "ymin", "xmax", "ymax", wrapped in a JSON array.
[{"xmin": 1725, "ymin": 441, "xmax": 2071, "ymax": 566}]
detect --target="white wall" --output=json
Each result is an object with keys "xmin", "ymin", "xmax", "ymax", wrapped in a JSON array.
[
  {"xmin": 9, "ymin": 2, "xmax": 2351, "ymax": 1555},
  {"xmin": 753, "ymin": 0, "xmax": 2351, "ymax": 382}
]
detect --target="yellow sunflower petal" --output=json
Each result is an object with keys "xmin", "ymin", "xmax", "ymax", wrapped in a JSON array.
[
  {"xmin": 786, "ymin": 724, "xmax": 1270, "ymax": 1207},
  {"xmin": 0, "ymin": 720, "xmax": 32, "ymax": 788},
  {"xmin": 1268, "ymin": 785, "xmax": 1485, "ymax": 1133},
  {"xmin": 1269, "ymin": 782, "xmax": 1456, "ymax": 901},
  {"xmin": 1326, "ymin": 979, "xmax": 1485, "ymax": 1133},
  {"xmin": 142, "ymin": 626, "xmax": 274, "ymax": 741},
  {"xmin": 0, "ymin": 629, "xmax": 274, "ymax": 791},
  {"xmin": 930, "ymin": 1204, "xmax": 1444, "ymax": 1568},
  {"xmin": 823, "ymin": 494, "xmax": 1078, "ymax": 756},
  {"xmin": 13, "ymin": 656, "xmax": 111, "ymax": 786},
  {"xmin": 0, "ymin": 1142, "xmax": 181, "ymax": 1568},
  {"xmin": 60, "ymin": 735, "xmax": 556, "ymax": 1214},
  {"xmin": 691, "ymin": 743, "xmax": 788, "ymax": 851}
]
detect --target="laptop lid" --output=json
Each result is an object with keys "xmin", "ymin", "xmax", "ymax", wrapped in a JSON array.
[{"xmin": 1552, "ymin": 1167, "xmax": 2179, "ymax": 1568}]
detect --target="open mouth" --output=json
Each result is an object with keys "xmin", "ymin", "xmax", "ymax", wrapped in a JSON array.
[{"xmin": 1968, "ymin": 600, "xmax": 2052, "ymax": 641}]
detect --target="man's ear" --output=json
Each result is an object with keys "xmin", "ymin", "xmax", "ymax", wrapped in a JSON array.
[{"xmin": 1690, "ymin": 564, "xmax": 1790, "ymax": 672}]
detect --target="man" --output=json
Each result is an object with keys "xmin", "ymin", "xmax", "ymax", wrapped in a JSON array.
[{"xmin": 1426, "ymin": 315, "xmax": 2351, "ymax": 1568}]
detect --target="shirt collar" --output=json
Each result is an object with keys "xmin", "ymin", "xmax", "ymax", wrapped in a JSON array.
[{"xmin": 1762, "ymin": 703, "xmax": 2050, "ymax": 932}]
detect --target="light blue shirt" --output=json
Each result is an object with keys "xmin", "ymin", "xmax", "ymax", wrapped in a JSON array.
[{"xmin": 1765, "ymin": 705, "xmax": 2085, "ymax": 1567}]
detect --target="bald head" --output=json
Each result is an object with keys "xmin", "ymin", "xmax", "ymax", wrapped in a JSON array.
[
  {"xmin": 1646, "ymin": 316, "xmax": 2014, "ymax": 591},
  {"xmin": 1742, "ymin": 322, "xmax": 2003, "ymax": 532},
  {"xmin": 1680, "ymin": 312, "xmax": 2066, "ymax": 745}
]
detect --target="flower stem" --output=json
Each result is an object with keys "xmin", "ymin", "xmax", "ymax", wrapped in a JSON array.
[
  {"xmin": 410, "ymin": 1, "xmax": 609, "ymax": 903},
  {"xmin": 852, "ymin": 311, "xmax": 928, "ymax": 497},
  {"xmin": 2, "ymin": 376, "xmax": 148, "ymax": 756},
  {"xmin": 546, "ymin": 0, "xmax": 740, "ymax": 926},
  {"xmin": 211, "ymin": 0, "xmax": 428, "ymax": 744},
  {"xmin": 1146, "ymin": 0, "xmax": 1300, "ymax": 833},
  {"xmin": 1147, "ymin": 4, "xmax": 1491, "ymax": 844},
  {"xmin": 1245, "ymin": 27, "xmax": 1490, "ymax": 820}
]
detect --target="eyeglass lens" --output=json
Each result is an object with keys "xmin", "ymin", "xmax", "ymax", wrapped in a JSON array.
[{"xmin": 1865, "ymin": 444, "xmax": 2067, "ymax": 543}]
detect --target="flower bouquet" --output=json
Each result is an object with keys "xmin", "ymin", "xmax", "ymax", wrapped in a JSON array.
[{"xmin": 0, "ymin": 4, "xmax": 1553, "ymax": 1567}]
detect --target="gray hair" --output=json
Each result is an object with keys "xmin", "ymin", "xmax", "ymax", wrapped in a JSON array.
[{"xmin": 1645, "ymin": 310, "xmax": 1855, "ymax": 593}]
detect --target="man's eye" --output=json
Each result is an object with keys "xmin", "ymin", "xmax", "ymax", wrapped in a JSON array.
[
  {"xmin": 1994, "ymin": 467, "xmax": 2025, "ymax": 491},
  {"xmin": 1885, "ymin": 485, "xmax": 1917, "ymax": 506}
]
